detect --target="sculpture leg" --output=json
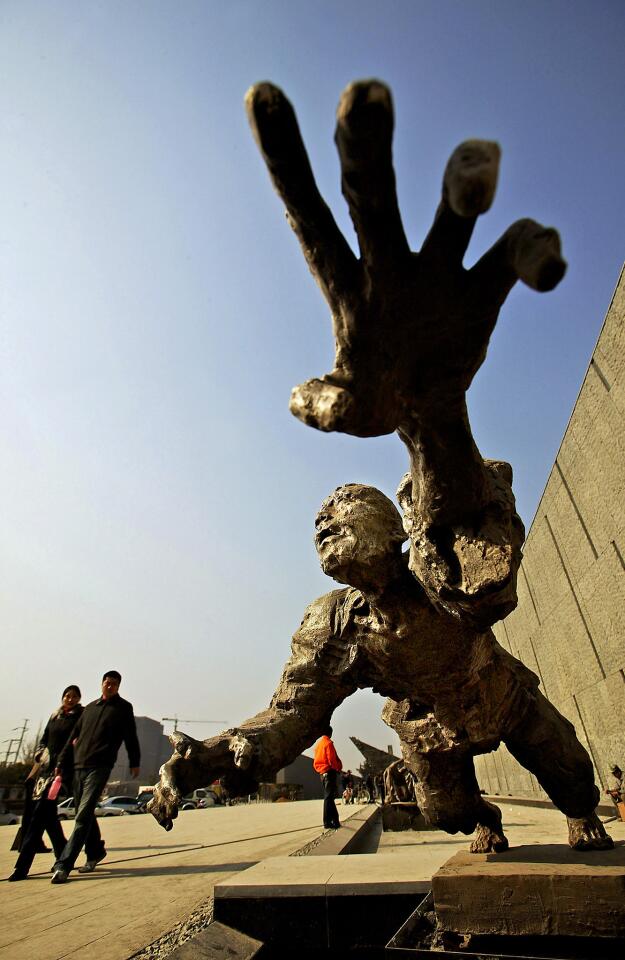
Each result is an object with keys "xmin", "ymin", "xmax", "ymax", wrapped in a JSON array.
[
  {"xmin": 402, "ymin": 743, "xmax": 509, "ymax": 853},
  {"xmin": 504, "ymin": 689, "xmax": 613, "ymax": 850},
  {"xmin": 382, "ymin": 699, "xmax": 508, "ymax": 852}
]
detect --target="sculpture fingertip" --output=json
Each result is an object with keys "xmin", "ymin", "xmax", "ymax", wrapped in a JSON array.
[
  {"xmin": 534, "ymin": 254, "xmax": 567, "ymax": 292},
  {"xmin": 444, "ymin": 139, "xmax": 500, "ymax": 217},
  {"xmin": 336, "ymin": 79, "xmax": 393, "ymax": 128},
  {"xmin": 513, "ymin": 222, "xmax": 567, "ymax": 292},
  {"xmin": 245, "ymin": 81, "xmax": 282, "ymax": 112},
  {"xmin": 245, "ymin": 82, "xmax": 298, "ymax": 157}
]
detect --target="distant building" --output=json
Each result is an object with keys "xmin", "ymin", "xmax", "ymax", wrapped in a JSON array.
[
  {"xmin": 109, "ymin": 716, "xmax": 171, "ymax": 785},
  {"xmin": 276, "ymin": 754, "xmax": 324, "ymax": 800},
  {"xmin": 350, "ymin": 737, "xmax": 398, "ymax": 778}
]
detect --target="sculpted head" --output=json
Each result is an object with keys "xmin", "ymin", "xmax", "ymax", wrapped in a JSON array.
[{"xmin": 315, "ymin": 483, "xmax": 406, "ymax": 588}]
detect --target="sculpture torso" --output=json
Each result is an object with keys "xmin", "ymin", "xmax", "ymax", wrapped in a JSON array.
[{"xmin": 289, "ymin": 583, "xmax": 539, "ymax": 752}]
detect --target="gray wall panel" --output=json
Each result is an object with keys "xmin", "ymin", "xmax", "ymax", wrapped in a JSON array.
[{"xmin": 485, "ymin": 265, "xmax": 625, "ymax": 800}]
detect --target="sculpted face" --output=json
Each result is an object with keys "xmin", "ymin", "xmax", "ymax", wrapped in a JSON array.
[{"xmin": 315, "ymin": 484, "xmax": 406, "ymax": 586}]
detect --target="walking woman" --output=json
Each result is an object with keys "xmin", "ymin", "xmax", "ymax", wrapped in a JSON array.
[{"xmin": 8, "ymin": 685, "xmax": 83, "ymax": 881}]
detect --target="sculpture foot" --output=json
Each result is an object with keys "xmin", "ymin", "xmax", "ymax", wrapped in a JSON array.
[
  {"xmin": 470, "ymin": 800, "xmax": 509, "ymax": 853},
  {"xmin": 567, "ymin": 812, "xmax": 614, "ymax": 851},
  {"xmin": 470, "ymin": 824, "xmax": 509, "ymax": 853}
]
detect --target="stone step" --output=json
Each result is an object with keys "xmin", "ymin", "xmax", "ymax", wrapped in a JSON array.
[{"xmin": 213, "ymin": 852, "xmax": 429, "ymax": 951}]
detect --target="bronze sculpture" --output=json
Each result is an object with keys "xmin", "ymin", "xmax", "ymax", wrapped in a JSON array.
[
  {"xmin": 149, "ymin": 81, "xmax": 611, "ymax": 851},
  {"xmin": 150, "ymin": 484, "xmax": 610, "ymax": 850}
]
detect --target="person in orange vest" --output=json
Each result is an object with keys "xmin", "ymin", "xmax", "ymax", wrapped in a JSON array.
[{"xmin": 313, "ymin": 725, "xmax": 342, "ymax": 830}]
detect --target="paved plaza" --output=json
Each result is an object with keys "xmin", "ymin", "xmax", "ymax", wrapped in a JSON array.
[
  {"xmin": 0, "ymin": 801, "xmax": 354, "ymax": 960},
  {"xmin": 1, "ymin": 800, "xmax": 622, "ymax": 960}
]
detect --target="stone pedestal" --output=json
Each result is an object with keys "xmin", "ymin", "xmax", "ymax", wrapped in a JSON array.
[{"xmin": 432, "ymin": 843, "xmax": 625, "ymax": 939}]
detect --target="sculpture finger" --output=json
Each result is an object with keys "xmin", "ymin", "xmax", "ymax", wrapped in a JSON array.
[
  {"xmin": 469, "ymin": 218, "xmax": 566, "ymax": 309},
  {"xmin": 420, "ymin": 140, "xmax": 500, "ymax": 264},
  {"xmin": 290, "ymin": 375, "xmax": 401, "ymax": 437},
  {"xmin": 170, "ymin": 729, "xmax": 205, "ymax": 760},
  {"xmin": 246, "ymin": 82, "xmax": 357, "ymax": 309},
  {"xmin": 335, "ymin": 80, "xmax": 409, "ymax": 266},
  {"xmin": 444, "ymin": 140, "xmax": 500, "ymax": 218},
  {"xmin": 148, "ymin": 775, "xmax": 180, "ymax": 831}
]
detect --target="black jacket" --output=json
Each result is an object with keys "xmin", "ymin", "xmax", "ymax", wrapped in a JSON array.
[
  {"xmin": 38, "ymin": 704, "xmax": 84, "ymax": 777},
  {"xmin": 59, "ymin": 694, "xmax": 140, "ymax": 771}
]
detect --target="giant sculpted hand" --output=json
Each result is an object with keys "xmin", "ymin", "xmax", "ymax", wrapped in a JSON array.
[
  {"xmin": 246, "ymin": 81, "xmax": 565, "ymax": 624},
  {"xmin": 149, "ymin": 730, "xmax": 258, "ymax": 830}
]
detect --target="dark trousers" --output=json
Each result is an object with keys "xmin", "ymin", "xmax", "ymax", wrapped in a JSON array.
[
  {"xmin": 322, "ymin": 770, "xmax": 339, "ymax": 829},
  {"xmin": 13, "ymin": 792, "xmax": 66, "ymax": 877},
  {"xmin": 54, "ymin": 768, "xmax": 108, "ymax": 873},
  {"xmin": 12, "ymin": 779, "xmax": 55, "ymax": 853}
]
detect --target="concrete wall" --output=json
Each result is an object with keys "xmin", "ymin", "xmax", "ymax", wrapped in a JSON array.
[{"xmin": 475, "ymin": 265, "xmax": 625, "ymax": 798}]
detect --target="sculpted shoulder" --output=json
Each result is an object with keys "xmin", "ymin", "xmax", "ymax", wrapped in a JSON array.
[
  {"xmin": 296, "ymin": 587, "xmax": 362, "ymax": 635},
  {"xmin": 287, "ymin": 586, "xmax": 367, "ymax": 681}
]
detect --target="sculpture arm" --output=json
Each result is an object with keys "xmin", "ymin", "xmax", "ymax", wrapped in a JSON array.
[{"xmin": 149, "ymin": 594, "xmax": 359, "ymax": 830}]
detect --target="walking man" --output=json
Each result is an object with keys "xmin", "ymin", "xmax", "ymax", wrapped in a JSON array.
[
  {"xmin": 313, "ymin": 725, "xmax": 342, "ymax": 830},
  {"xmin": 51, "ymin": 670, "xmax": 140, "ymax": 884}
]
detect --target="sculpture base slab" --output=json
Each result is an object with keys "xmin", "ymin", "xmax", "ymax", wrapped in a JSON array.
[{"xmin": 432, "ymin": 843, "xmax": 625, "ymax": 939}]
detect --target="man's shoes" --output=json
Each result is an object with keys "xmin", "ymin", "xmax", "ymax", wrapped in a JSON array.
[
  {"xmin": 51, "ymin": 868, "xmax": 68, "ymax": 884},
  {"xmin": 78, "ymin": 851, "xmax": 106, "ymax": 873},
  {"xmin": 8, "ymin": 871, "xmax": 27, "ymax": 882}
]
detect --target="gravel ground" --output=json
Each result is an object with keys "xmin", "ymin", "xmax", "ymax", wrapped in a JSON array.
[
  {"xmin": 128, "ymin": 898, "xmax": 214, "ymax": 960},
  {"xmin": 291, "ymin": 826, "xmax": 338, "ymax": 856},
  {"xmin": 127, "ymin": 825, "xmax": 341, "ymax": 958},
  {"xmin": 126, "ymin": 828, "xmax": 339, "ymax": 958}
]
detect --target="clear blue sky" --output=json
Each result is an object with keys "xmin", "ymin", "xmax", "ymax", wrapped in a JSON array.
[{"xmin": 1, "ymin": 1, "xmax": 623, "ymax": 773}]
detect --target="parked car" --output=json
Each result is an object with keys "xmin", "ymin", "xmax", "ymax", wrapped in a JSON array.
[
  {"xmin": 57, "ymin": 797, "xmax": 77, "ymax": 820},
  {"xmin": 136, "ymin": 789, "xmax": 155, "ymax": 812},
  {"xmin": 0, "ymin": 807, "xmax": 20, "ymax": 826},
  {"xmin": 98, "ymin": 796, "xmax": 142, "ymax": 816},
  {"xmin": 181, "ymin": 788, "xmax": 219, "ymax": 809},
  {"xmin": 59, "ymin": 795, "xmax": 136, "ymax": 818}
]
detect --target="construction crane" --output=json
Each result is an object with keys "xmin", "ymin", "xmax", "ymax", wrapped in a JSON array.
[{"xmin": 161, "ymin": 717, "xmax": 226, "ymax": 733}]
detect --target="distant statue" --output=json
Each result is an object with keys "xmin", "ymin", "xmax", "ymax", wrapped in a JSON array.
[
  {"xmin": 150, "ymin": 484, "xmax": 612, "ymax": 852},
  {"xmin": 148, "ymin": 80, "xmax": 611, "ymax": 853},
  {"xmin": 383, "ymin": 759, "xmax": 418, "ymax": 805}
]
